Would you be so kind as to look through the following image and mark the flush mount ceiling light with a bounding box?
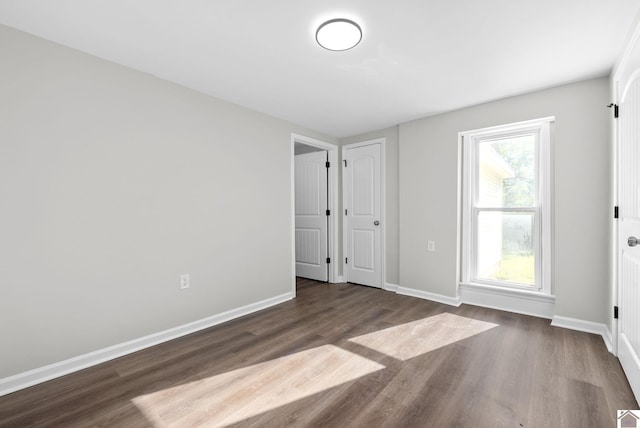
[316,18,362,51]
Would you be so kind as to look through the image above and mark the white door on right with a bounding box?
[343,142,382,288]
[617,22,640,401]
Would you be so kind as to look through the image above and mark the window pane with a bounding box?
[476,211,535,286]
[478,134,535,208]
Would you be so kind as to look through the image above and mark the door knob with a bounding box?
[374,220,380,226]
[629,236,639,247]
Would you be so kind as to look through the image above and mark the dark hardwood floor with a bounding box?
[0,278,636,427]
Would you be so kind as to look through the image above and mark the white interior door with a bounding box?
[295,151,328,281]
[617,27,640,401]
[344,142,382,288]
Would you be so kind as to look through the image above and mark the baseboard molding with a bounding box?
[396,286,462,307]
[335,276,345,283]
[551,315,612,352]
[388,283,613,355]
[0,291,294,397]
[603,325,613,353]
[619,333,640,403]
[384,282,399,292]
[459,283,555,319]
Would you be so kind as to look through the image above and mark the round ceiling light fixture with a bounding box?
[315,18,362,51]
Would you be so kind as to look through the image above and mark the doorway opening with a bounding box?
[290,134,339,296]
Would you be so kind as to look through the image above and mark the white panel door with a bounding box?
[295,151,328,281]
[617,28,640,401]
[344,143,382,288]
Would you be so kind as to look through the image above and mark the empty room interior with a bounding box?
[4,1,640,427]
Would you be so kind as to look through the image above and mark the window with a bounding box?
[460,118,552,294]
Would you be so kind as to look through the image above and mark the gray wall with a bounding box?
[399,78,611,324]
[0,24,334,378]
[340,126,400,285]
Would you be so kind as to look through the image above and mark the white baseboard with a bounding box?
[551,315,612,352]
[619,334,640,403]
[396,286,462,307]
[459,283,555,319]
[335,276,345,283]
[384,282,399,292]
[0,292,294,397]
[603,325,613,353]
[386,283,613,355]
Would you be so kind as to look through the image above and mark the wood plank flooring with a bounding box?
[0,278,636,427]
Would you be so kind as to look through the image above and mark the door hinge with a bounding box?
[326,209,330,216]
[614,206,619,219]
[608,103,619,118]
[343,160,347,167]
[345,258,348,264]
[326,257,331,264]
[345,209,348,215]
[326,161,330,168]
[614,306,619,319]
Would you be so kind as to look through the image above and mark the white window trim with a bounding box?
[459,117,553,295]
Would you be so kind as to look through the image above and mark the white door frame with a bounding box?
[290,133,339,295]
[342,138,386,287]
[612,76,620,357]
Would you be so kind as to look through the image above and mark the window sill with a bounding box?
[459,282,555,319]
[461,282,554,300]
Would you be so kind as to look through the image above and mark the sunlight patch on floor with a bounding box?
[349,312,499,360]
[132,344,384,427]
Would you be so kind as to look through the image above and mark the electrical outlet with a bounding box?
[180,274,190,289]
[427,241,435,252]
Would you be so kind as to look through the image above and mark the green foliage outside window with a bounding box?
[489,135,535,208]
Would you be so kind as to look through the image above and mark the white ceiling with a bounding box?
[1,1,639,138]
